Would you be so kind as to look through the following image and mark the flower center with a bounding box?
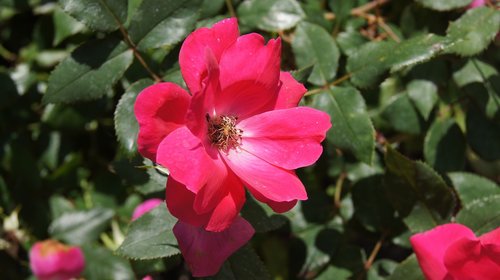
[206,114,242,151]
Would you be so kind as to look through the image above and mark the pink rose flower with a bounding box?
[134,17,330,233]
[468,0,485,8]
[29,239,85,280]
[131,198,163,221]
[410,223,500,280]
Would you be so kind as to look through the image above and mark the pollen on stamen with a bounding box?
[206,114,242,151]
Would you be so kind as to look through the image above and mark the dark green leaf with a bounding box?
[382,94,423,135]
[49,208,114,245]
[49,195,75,219]
[311,87,375,164]
[336,31,368,56]
[237,0,305,32]
[388,254,424,280]
[290,65,314,83]
[446,7,500,56]
[453,59,498,88]
[384,146,456,232]
[114,79,154,155]
[407,80,438,120]
[347,34,448,88]
[117,204,179,260]
[316,265,352,280]
[43,37,133,104]
[208,245,271,280]
[456,194,500,235]
[241,195,287,233]
[52,7,85,46]
[448,172,500,206]
[415,0,472,11]
[424,119,466,172]
[128,0,202,51]
[352,175,401,231]
[59,0,127,32]
[82,245,135,280]
[292,22,340,85]
[466,107,500,161]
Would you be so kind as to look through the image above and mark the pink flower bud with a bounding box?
[468,0,486,8]
[131,198,163,221]
[29,240,85,280]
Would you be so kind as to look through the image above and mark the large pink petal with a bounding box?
[238,107,331,170]
[216,34,281,118]
[479,227,500,245]
[134,83,190,161]
[156,126,224,194]
[249,188,298,213]
[410,223,476,280]
[166,173,246,232]
[179,18,239,94]
[173,216,255,277]
[444,237,500,280]
[274,72,307,110]
[223,149,307,203]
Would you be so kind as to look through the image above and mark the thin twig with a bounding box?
[364,235,384,270]
[334,172,346,209]
[305,73,352,96]
[225,0,236,18]
[351,0,390,16]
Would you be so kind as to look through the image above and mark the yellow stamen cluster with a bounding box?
[206,114,242,151]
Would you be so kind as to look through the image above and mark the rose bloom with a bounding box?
[29,239,85,280]
[410,223,500,280]
[134,18,330,276]
[131,198,163,221]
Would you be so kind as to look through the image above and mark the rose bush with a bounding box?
[29,240,85,280]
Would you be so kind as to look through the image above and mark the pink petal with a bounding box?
[134,83,190,161]
[479,227,500,245]
[131,198,163,221]
[156,126,224,194]
[238,107,331,170]
[216,34,281,118]
[410,223,476,280]
[179,18,239,94]
[444,237,500,280]
[30,240,85,280]
[468,0,485,8]
[274,71,307,110]
[173,216,255,277]
[166,173,246,232]
[223,148,307,203]
[250,189,298,213]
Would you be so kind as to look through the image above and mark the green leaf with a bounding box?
[382,94,423,135]
[49,208,114,245]
[292,22,340,86]
[240,195,287,233]
[52,7,85,46]
[415,0,472,11]
[290,65,314,83]
[456,194,500,235]
[466,107,500,161]
[352,175,401,231]
[59,0,127,32]
[82,245,135,280]
[453,59,498,88]
[407,80,438,120]
[316,265,352,280]
[448,172,500,206]
[445,7,500,56]
[114,79,154,155]
[208,245,271,280]
[237,0,305,32]
[127,0,202,51]
[311,87,375,164]
[388,254,424,280]
[43,37,133,104]
[384,146,456,232]
[336,31,368,56]
[49,195,75,219]
[116,204,179,260]
[424,119,466,173]
[347,34,449,88]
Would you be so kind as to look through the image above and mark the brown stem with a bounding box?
[304,73,352,96]
[334,172,346,209]
[351,0,390,16]
[364,235,384,270]
[225,0,236,18]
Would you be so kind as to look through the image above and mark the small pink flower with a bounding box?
[173,216,255,277]
[410,223,500,280]
[29,239,85,280]
[131,198,163,221]
[468,0,485,8]
[134,17,330,233]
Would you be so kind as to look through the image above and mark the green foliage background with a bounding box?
[1,0,499,279]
